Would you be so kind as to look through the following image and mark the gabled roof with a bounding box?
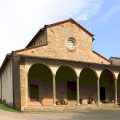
[46,18,94,37]
[110,57,120,60]
[26,18,94,48]
[26,27,45,48]
[0,53,12,75]
[92,50,110,63]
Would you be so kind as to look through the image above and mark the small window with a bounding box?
[67,38,76,50]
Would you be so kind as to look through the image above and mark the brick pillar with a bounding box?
[20,64,26,111]
[12,57,19,110]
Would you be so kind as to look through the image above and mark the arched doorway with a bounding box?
[99,69,115,103]
[55,66,77,105]
[28,63,53,105]
[79,67,98,104]
[117,73,120,104]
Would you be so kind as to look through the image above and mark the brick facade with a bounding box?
[12,19,111,110]
[15,20,110,65]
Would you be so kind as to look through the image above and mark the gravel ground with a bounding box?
[0,110,120,120]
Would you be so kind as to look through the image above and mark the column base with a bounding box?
[77,103,80,106]
[97,101,102,105]
[115,101,118,105]
[53,104,56,106]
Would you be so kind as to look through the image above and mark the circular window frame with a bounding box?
[66,37,76,51]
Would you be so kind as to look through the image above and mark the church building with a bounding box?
[0,19,120,111]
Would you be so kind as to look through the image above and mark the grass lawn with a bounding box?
[0,102,17,112]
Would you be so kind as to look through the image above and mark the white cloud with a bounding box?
[0,0,101,65]
[77,0,101,21]
[100,3,120,23]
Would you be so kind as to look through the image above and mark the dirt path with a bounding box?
[0,110,120,120]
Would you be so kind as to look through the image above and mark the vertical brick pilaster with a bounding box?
[12,56,26,111]
[20,63,26,111]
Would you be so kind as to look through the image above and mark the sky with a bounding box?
[0,0,120,65]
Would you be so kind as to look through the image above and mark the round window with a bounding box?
[67,38,76,49]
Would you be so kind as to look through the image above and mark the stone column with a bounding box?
[53,74,56,106]
[97,78,100,105]
[115,79,118,104]
[77,76,80,105]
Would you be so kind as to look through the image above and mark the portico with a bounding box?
[18,55,120,110]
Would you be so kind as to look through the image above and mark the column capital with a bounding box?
[96,70,102,78]
[50,66,58,75]
[74,68,82,77]
[114,72,119,79]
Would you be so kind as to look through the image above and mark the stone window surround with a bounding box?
[66,37,76,51]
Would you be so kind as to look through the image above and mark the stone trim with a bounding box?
[92,50,110,63]
[13,54,120,71]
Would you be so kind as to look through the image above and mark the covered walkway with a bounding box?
[27,62,120,107]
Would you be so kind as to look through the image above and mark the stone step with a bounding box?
[98,103,119,109]
[24,105,99,112]
[24,103,120,112]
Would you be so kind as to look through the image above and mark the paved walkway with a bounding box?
[0,110,120,120]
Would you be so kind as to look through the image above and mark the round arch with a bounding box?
[55,65,77,105]
[79,67,98,104]
[99,69,115,103]
[28,63,53,105]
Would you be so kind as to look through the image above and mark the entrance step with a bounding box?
[24,103,120,112]
[24,104,100,112]
[98,103,119,109]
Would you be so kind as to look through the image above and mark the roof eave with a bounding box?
[0,53,12,76]
[25,27,45,48]
[92,50,110,63]
[13,54,120,70]
[26,18,94,48]
[46,18,94,37]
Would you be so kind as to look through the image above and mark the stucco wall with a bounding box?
[0,60,13,105]
[15,21,110,64]
[0,77,1,100]
[110,58,120,65]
